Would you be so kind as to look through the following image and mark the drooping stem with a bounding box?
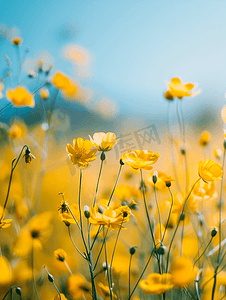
[193,237,213,267]
[68,226,87,260]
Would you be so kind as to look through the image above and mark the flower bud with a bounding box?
[84,205,90,219]
[157,245,167,255]
[153,171,158,184]
[48,273,54,283]
[15,287,22,296]
[100,152,106,161]
[120,159,124,165]
[181,148,186,155]
[129,247,136,255]
[179,212,185,221]
[211,227,218,237]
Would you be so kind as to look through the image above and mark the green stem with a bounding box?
[193,237,213,267]
[107,164,122,207]
[93,228,109,271]
[165,178,201,272]
[162,187,174,242]
[154,183,162,239]
[68,226,87,260]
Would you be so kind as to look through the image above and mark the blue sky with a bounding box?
[1,0,226,125]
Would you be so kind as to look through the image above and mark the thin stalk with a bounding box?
[167,101,181,191]
[93,228,109,271]
[104,229,111,299]
[212,145,226,300]
[193,237,213,267]
[107,164,122,207]
[165,178,201,272]
[52,281,62,300]
[1,145,28,220]
[129,254,132,297]
[128,249,154,300]
[93,157,104,207]
[32,245,40,300]
[64,260,73,275]
[68,226,87,260]
[181,218,185,256]
[2,287,19,300]
[90,225,102,251]
[154,183,162,239]
[66,204,81,230]
[162,187,174,242]
[109,220,124,298]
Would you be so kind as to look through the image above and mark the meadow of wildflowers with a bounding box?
[1,22,226,300]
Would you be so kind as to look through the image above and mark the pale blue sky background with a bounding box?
[1,0,226,129]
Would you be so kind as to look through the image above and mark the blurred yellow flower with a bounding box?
[0,256,12,286]
[7,87,35,107]
[89,132,119,152]
[53,294,68,300]
[199,131,211,146]
[121,150,160,170]
[114,185,142,201]
[66,138,97,168]
[52,72,70,89]
[54,249,67,262]
[97,282,117,299]
[146,171,174,190]
[167,77,201,99]
[198,159,223,182]
[221,105,226,123]
[139,273,174,294]
[7,122,27,139]
[213,147,223,159]
[89,204,131,229]
[66,274,91,299]
[0,206,12,229]
[13,211,54,257]
[164,90,174,101]
[11,37,22,46]
[169,257,194,287]
[39,87,50,99]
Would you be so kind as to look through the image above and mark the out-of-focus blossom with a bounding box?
[198,159,223,182]
[199,131,211,146]
[89,204,131,229]
[121,150,160,170]
[97,282,117,299]
[53,294,68,300]
[7,121,27,139]
[7,87,35,107]
[214,147,223,159]
[11,37,22,46]
[66,138,97,168]
[169,257,194,287]
[13,211,54,257]
[166,77,201,99]
[0,256,12,285]
[139,273,174,294]
[89,132,119,152]
[114,185,142,201]
[54,249,67,262]
[164,90,174,101]
[40,88,50,99]
[0,206,12,229]
[66,274,91,299]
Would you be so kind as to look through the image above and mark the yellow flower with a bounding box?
[53,294,68,300]
[167,77,201,99]
[89,132,119,152]
[169,257,194,287]
[66,274,91,299]
[146,171,174,190]
[66,138,97,168]
[52,72,70,89]
[97,282,117,299]
[11,37,23,46]
[0,206,12,229]
[13,211,54,257]
[7,87,35,107]
[53,294,67,300]
[139,273,174,294]
[58,201,82,226]
[199,131,211,146]
[0,256,12,286]
[7,122,27,139]
[89,204,131,229]
[121,150,160,170]
[198,159,223,182]
[39,88,50,99]
[54,249,67,262]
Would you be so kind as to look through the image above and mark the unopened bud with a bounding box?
[153,171,158,184]
[15,287,22,296]
[157,245,167,255]
[48,273,54,283]
[84,205,90,218]
[120,159,124,165]
[211,227,218,237]
[129,247,136,255]
[181,148,186,155]
[100,152,106,161]
[179,212,185,221]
